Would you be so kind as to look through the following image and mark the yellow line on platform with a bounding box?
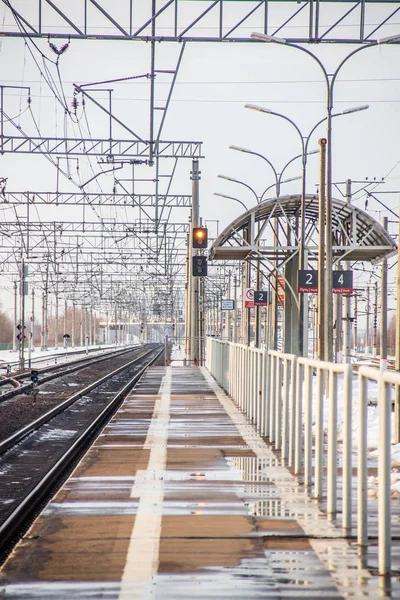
[118,367,171,599]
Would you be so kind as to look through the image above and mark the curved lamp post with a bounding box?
[250,30,398,360]
[217,175,259,204]
[245,102,369,355]
[213,191,249,212]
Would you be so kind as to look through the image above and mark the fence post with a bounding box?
[358,372,368,546]
[288,356,297,468]
[269,353,276,443]
[327,370,338,514]
[379,377,391,575]
[281,358,289,460]
[342,363,352,532]
[294,360,303,474]
[314,367,324,498]
[264,351,271,438]
[304,364,313,487]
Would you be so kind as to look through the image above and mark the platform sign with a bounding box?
[244,288,254,308]
[277,274,285,306]
[333,270,353,294]
[221,299,235,310]
[254,290,269,306]
[298,270,318,293]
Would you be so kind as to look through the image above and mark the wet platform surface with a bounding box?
[1,366,399,599]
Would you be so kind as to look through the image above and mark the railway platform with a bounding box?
[0,365,398,599]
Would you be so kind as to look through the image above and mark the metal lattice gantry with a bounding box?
[1,0,399,355]
[1,0,399,43]
[209,194,397,266]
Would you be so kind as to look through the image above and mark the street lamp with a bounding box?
[213,192,249,212]
[244,102,369,355]
[250,30,398,361]
[261,175,302,201]
[229,145,279,194]
[217,175,259,204]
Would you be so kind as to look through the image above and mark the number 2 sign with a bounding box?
[298,270,318,293]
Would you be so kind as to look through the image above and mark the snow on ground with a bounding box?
[312,371,400,497]
[0,342,137,373]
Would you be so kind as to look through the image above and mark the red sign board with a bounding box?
[244,288,254,308]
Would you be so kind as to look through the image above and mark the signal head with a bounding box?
[30,369,39,383]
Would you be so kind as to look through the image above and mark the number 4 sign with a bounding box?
[333,270,353,294]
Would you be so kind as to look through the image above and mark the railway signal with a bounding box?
[16,323,26,341]
[30,370,39,383]
[192,256,207,276]
[192,227,208,249]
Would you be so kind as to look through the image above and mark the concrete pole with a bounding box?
[354,294,359,355]
[241,260,247,344]
[80,304,84,347]
[72,303,76,347]
[28,294,32,368]
[343,290,352,364]
[372,282,378,357]
[214,295,218,335]
[271,243,278,350]
[366,286,370,353]
[54,286,59,350]
[185,233,191,357]
[317,138,327,361]
[343,179,352,364]
[198,278,204,364]
[89,305,93,346]
[41,291,46,350]
[380,216,388,371]
[395,206,400,442]
[303,249,309,357]
[19,260,25,370]
[43,258,49,350]
[64,299,68,349]
[325,89,334,363]
[190,159,200,362]
[233,274,238,343]
[255,265,260,347]
[84,306,88,347]
[325,155,333,360]
[13,281,17,352]
[227,273,232,341]
[30,288,35,356]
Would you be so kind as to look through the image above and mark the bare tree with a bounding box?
[0,305,13,344]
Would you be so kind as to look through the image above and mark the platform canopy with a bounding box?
[209,194,397,265]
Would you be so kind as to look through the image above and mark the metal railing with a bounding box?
[357,366,398,576]
[206,337,400,575]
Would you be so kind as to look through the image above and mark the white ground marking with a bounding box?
[118,367,171,599]
[201,367,384,600]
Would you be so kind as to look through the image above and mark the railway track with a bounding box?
[0,345,140,401]
[0,344,120,372]
[0,344,164,559]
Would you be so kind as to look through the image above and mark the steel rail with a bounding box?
[0,345,163,556]
[0,345,141,401]
[0,346,158,455]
